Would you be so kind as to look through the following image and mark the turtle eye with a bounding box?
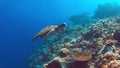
[62,23,67,26]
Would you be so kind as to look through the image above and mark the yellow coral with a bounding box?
[54,56,65,63]
[115,48,120,54]
[72,48,82,53]
[60,48,70,55]
[103,52,118,60]
[105,39,117,45]
[43,64,48,68]
[101,64,108,68]
[108,59,120,68]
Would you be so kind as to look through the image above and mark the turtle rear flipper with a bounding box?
[32,35,39,41]
[32,31,49,41]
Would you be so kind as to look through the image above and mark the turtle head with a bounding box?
[56,23,67,31]
[58,23,67,28]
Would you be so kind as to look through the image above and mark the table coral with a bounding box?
[73,52,92,61]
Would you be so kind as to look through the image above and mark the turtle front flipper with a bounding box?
[46,28,55,36]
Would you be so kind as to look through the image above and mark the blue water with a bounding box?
[0,0,120,68]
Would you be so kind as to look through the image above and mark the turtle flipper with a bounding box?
[32,35,39,41]
[46,28,55,36]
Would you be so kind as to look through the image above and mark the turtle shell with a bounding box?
[32,25,58,41]
[37,25,58,37]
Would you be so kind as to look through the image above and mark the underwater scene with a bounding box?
[2,0,120,68]
[29,1,120,68]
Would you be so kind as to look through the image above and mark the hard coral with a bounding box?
[101,64,108,68]
[67,61,88,68]
[82,30,101,40]
[103,52,117,59]
[115,17,120,23]
[44,60,62,68]
[94,3,120,19]
[54,56,73,65]
[97,52,118,68]
[59,48,70,57]
[115,48,120,54]
[113,29,120,42]
[53,56,65,63]
[69,13,91,25]
[107,59,120,68]
[99,59,120,68]
[105,39,117,46]
[73,52,92,61]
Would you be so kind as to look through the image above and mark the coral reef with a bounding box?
[43,60,62,68]
[29,16,120,68]
[69,13,92,25]
[113,29,120,42]
[94,3,120,19]
[59,48,70,57]
[67,61,89,68]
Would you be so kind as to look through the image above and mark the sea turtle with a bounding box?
[32,23,66,41]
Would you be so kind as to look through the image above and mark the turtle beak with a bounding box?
[59,22,67,28]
